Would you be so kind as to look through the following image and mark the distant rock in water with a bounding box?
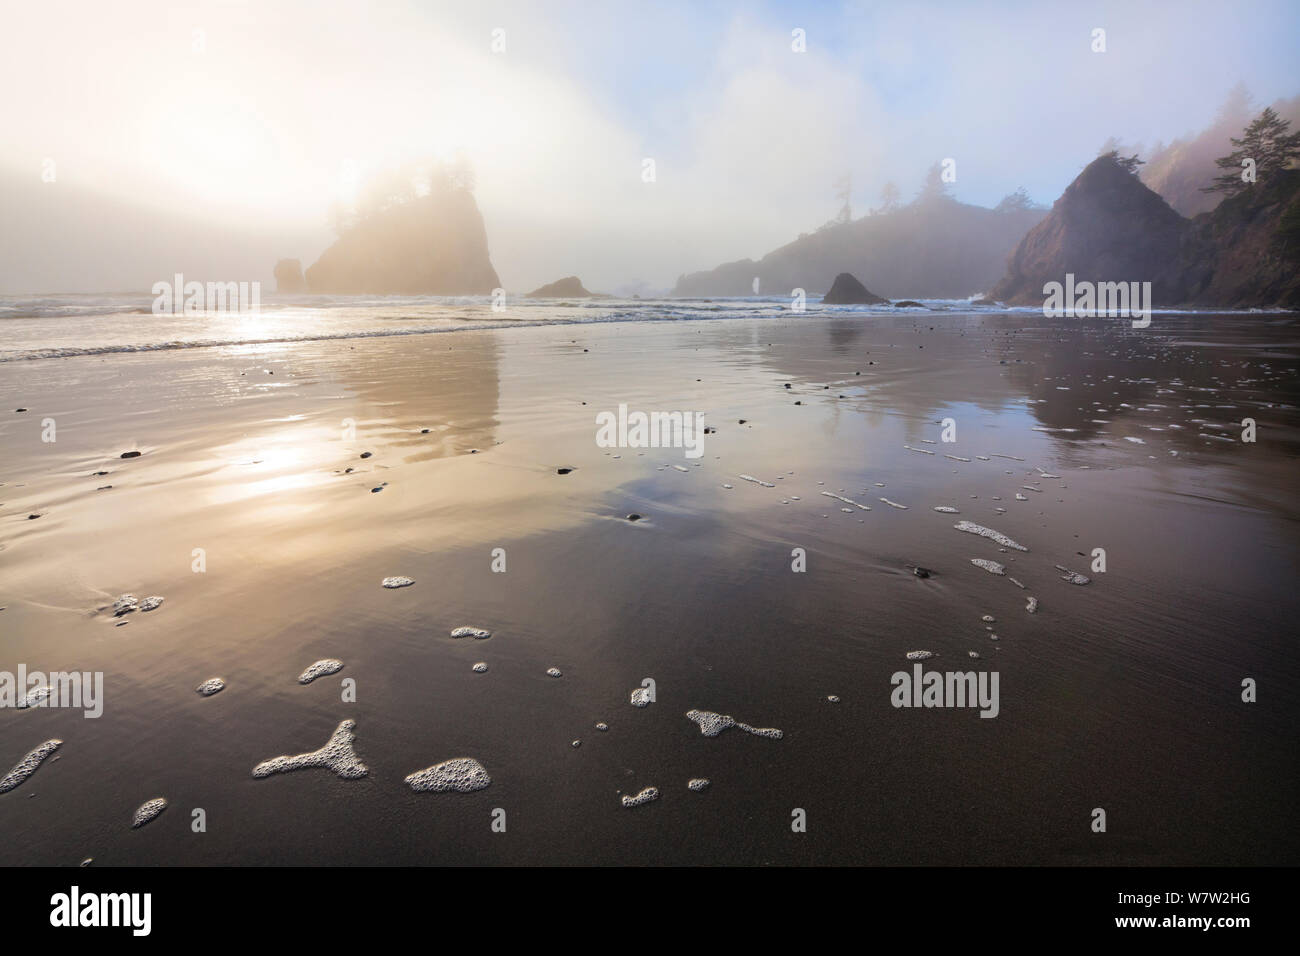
[305,187,500,294]
[527,276,594,298]
[822,272,888,305]
[273,258,306,293]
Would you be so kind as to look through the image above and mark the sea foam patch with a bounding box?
[450,626,492,639]
[381,577,415,589]
[131,798,167,829]
[298,659,344,684]
[0,739,61,794]
[953,521,1028,551]
[685,709,783,739]
[252,719,368,779]
[405,757,491,793]
[622,786,659,807]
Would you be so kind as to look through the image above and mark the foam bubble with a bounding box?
[629,687,653,707]
[546,667,563,678]
[827,695,840,703]
[686,709,783,739]
[903,445,935,455]
[953,521,1028,551]
[0,739,61,794]
[381,576,415,588]
[450,626,492,639]
[1055,565,1092,585]
[112,594,138,616]
[404,757,491,793]
[131,798,167,829]
[622,786,659,807]
[253,719,368,779]
[971,558,1006,575]
[17,686,51,709]
[195,678,225,697]
[298,659,344,684]
[139,596,164,612]
[687,778,710,792]
[933,506,959,513]
[738,474,775,488]
[472,662,488,673]
[906,650,934,660]
[879,497,908,509]
[596,722,609,731]
[945,454,971,462]
[1026,596,1039,613]
[821,491,870,510]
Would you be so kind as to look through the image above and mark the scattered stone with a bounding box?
[120,451,141,459]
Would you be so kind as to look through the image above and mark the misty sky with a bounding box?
[1,0,1298,294]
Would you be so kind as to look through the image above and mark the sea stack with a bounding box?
[822,272,888,305]
[273,259,306,293]
[527,276,593,298]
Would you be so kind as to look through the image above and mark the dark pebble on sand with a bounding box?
[738,419,747,424]
[794,400,802,405]
[420,428,430,434]
[371,487,383,493]
[626,513,642,521]
[27,514,40,520]
[912,566,932,578]
[15,408,27,413]
[557,467,573,475]
[120,451,141,459]
[360,452,372,459]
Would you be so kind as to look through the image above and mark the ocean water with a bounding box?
[0,293,1075,362]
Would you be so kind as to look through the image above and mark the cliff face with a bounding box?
[305,189,499,295]
[990,155,1300,308]
[1182,169,1300,307]
[673,200,1045,299]
[990,155,1191,305]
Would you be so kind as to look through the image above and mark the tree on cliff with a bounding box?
[1204,108,1300,196]
[873,181,900,215]
[994,187,1037,213]
[914,163,952,203]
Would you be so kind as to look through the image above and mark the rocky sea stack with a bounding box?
[527,276,594,297]
[822,272,888,305]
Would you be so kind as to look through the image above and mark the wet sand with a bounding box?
[1,312,1297,865]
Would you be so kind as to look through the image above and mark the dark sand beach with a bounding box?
[1,311,1297,865]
